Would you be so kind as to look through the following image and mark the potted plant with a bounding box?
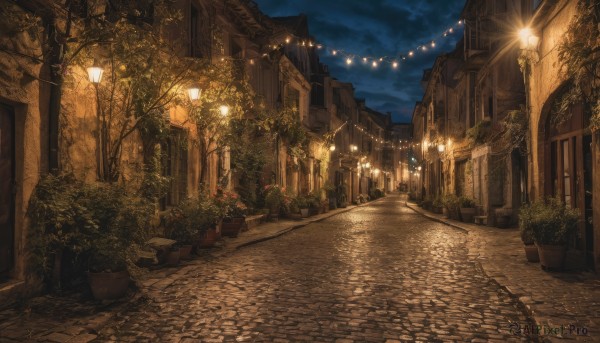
[264,184,284,221]
[459,196,476,223]
[523,198,579,270]
[164,206,198,260]
[518,205,539,263]
[442,194,460,220]
[323,182,337,211]
[83,185,153,300]
[216,189,247,238]
[432,196,444,214]
[422,197,433,211]
[307,192,321,215]
[296,195,310,217]
[196,195,223,249]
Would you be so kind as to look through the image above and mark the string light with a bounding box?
[259,17,463,72]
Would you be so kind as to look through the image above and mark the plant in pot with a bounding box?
[422,197,433,211]
[523,198,579,270]
[82,184,153,300]
[432,196,444,214]
[459,196,476,223]
[196,195,224,249]
[164,206,198,261]
[442,194,460,220]
[323,182,337,210]
[296,195,310,217]
[264,184,284,221]
[518,205,539,263]
[306,192,321,215]
[215,188,247,238]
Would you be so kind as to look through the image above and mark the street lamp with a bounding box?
[188,87,201,101]
[437,144,445,153]
[330,145,336,152]
[350,144,358,152]
[219,105,229,116]
[87,66,104,84]
[519,27,539,51]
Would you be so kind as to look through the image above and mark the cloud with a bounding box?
[254,0,465,123]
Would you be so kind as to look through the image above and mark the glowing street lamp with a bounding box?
[519,27,539,51]
[87,66,104,84]
[219,105,229,116]
[350,144,358,152]
[330,145,336,152]
[437,144,445,153]
[187,87,201,101]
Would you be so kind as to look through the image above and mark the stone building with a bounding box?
[524,0,598,270]
[413,0,529,226]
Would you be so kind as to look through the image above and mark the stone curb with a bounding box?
[403,201,545,342]
[233,198,385,250]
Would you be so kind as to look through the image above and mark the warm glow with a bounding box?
[365,162,371,168]
[372,61,378,68]
[87,66,104,84]
[346,58,352,65]
[417,166,422,171]
[437,144,445,152]
[219,105,229,116]
[350,144,358,152]
[332,50,337,55]
[188,87,201,101]
[373,168,380,175]
[408,51,414,57]
[363,57,367,63]
[285,37,291,44]
[519,27,532,43]
[431,41,436,48]
[330,145,336,152]
[392,62,398,69]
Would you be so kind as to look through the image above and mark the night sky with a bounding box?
[254,0,465,123]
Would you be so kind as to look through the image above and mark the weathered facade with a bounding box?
[526,0,598,270]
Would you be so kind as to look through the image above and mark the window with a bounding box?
[189,3,211,59]
[161,127,188,208]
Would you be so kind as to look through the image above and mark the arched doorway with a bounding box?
[542,97,593,267]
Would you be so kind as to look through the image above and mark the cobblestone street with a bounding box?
[96,196,531,342]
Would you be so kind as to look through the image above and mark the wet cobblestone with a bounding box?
[94,197,531,342]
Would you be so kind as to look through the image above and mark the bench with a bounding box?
[473,216,488,225]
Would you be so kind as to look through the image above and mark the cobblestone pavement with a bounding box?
[407,201,600,343]
[93,196,532,342]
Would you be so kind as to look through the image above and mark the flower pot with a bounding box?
[88,270,130,300]
[197,226,219,249]
[460,207,476,223]
[300,208,309,217]
[166,249,180,266]
[221,217,245,238]
[179,245,193,260]
[537,244,566,270]
[523,244,539,263]
[442,207,449,218]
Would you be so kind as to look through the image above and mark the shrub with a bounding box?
[458,196,476,208]
[519,198,579,245]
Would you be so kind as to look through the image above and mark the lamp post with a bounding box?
[188,87,201,101]
[88,64,104,180]
[518,27,538,203]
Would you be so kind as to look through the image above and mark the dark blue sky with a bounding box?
[254,0,465,123]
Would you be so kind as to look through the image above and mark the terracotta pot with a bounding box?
[197,226,219,249]
[300,208,309,217]
[166,249,180,266]
[222,217,245,238]
[537,244,566,270]
[88,270,130,300]
[460,207,476,223]
[523,244,539,262]
[179,245,193,260]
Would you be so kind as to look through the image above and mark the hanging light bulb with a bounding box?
[372,61,378,68]
[449,27,454,33]
[362,57,367,63]
[392,61,398,69]
[346,58,352,65]
[408,51,414,57]
[332,50,337,55]
[431,41,436,48]
[285,37,291,44]
[330,145,336,152]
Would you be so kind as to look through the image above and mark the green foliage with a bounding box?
[500,107,528,155]
[519,198,579,245]
[432,195,443,208]
[466,119,492,146]
[442,194,460,211]
[556,0,600,132]
[27,174,154,282]
[458,196,476,208]
[214,188,247,218]
[257,105,309,159]
[164,193,222,245]
[264,184,285,211]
